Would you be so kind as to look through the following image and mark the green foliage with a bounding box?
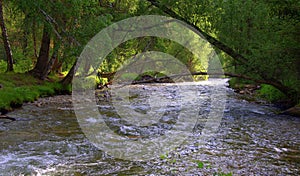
[120,73,139,81]
[258,84,287,102]
[0,60,7,73]
[73,75,99,90]
[210,0,300,102]
[194,160,212,169]
[159,154,167,160]
[11,49,33,73]
[0,57,32,74]
[1,0,299,104]
[193,160,232,175]
[197,161,204,169]
[135,71,160,79]
[213,172,233,176]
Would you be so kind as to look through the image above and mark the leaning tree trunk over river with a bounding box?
[60,59,77,85]
[146,0,298,103]
[0,0,13,72]
[30,26,51,79]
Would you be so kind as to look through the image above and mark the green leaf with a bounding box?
[197,161,204,169]
[159,154,167,160]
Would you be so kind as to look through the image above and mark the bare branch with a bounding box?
[38,8,81,46]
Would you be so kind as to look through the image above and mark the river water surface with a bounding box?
[0,79,299,175]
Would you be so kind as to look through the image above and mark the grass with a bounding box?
[0,72,71,113]
[257,84,287,103]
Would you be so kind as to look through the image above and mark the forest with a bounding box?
[0,0,300,175]
[0,0,299,111]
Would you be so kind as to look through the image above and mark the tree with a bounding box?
[210,0,300,103]
[30,25,51,79]
[0,0,13,72]
[146,0,299,103]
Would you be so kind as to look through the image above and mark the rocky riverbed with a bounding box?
[1,80,299,175]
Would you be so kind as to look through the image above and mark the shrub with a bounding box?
[258,84,286,102]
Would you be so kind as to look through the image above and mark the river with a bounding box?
[0,79,299,175]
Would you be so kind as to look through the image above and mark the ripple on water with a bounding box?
[0,81,299,175]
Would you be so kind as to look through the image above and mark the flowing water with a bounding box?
[0,79,299,175]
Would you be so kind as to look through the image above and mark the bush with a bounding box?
[0,60,6,73]
[258,84,287,102]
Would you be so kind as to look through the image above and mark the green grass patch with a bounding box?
[257,84,287,102]
[0,73,71,113]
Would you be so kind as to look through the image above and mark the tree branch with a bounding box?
[145,0,298,101]
[38,8,81,46]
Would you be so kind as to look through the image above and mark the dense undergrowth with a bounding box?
[0,73,71,113]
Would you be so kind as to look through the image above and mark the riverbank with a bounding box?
[229,81,300,117]
[1,73,299,117]
[0,73,71,114]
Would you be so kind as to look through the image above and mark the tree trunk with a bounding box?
[51,57,63,74]
[41,40,60,80]
[146,0,299,103]
[32,21,38,59]
[147,0,249,65]
[30,25,51,79]
[0,0,13,72]
[60,59,77,85]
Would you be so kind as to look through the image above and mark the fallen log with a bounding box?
[96,71,289,88]
[96,70,298,104]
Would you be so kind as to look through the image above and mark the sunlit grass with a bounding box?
[0,73,70,112]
